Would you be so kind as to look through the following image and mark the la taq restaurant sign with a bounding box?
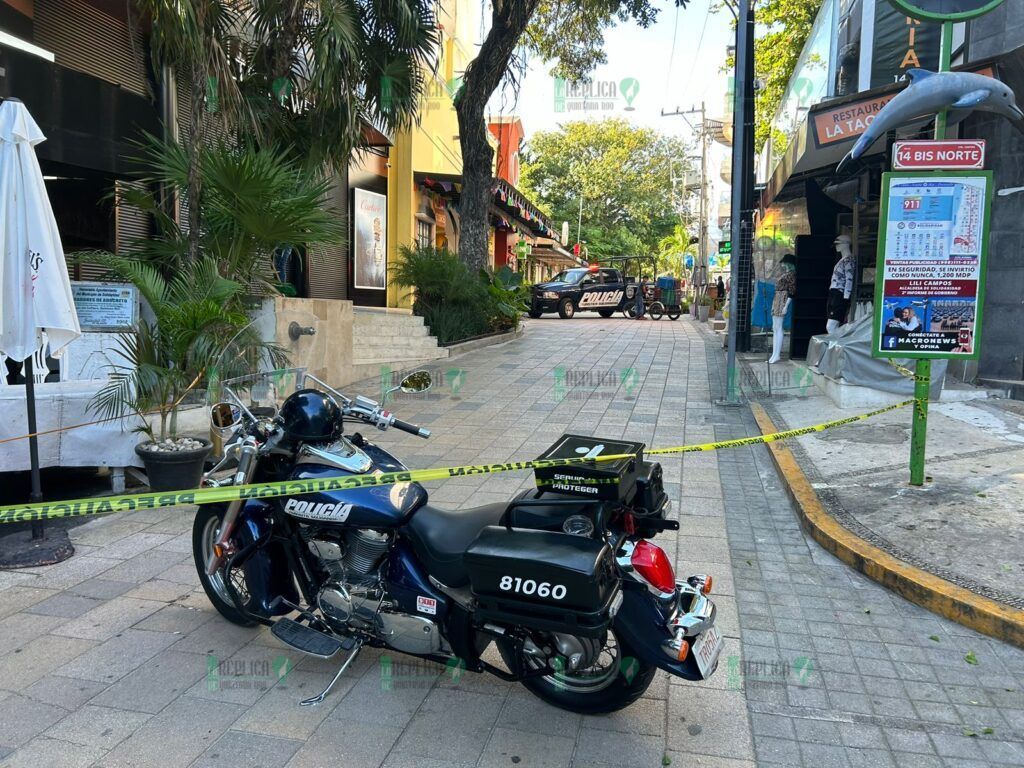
[812,93,898,147]
[812,64,995,149]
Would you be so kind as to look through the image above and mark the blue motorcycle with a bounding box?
[193,369,722,713]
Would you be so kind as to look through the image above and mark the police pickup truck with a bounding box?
[528,266,637,319]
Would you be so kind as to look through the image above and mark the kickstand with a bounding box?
[300,641,362,707]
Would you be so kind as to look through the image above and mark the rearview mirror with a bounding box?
[210,402,241,433]
[399,370,432,394]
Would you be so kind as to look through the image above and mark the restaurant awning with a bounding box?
[413,172,558,240]
[760,57,1003,213]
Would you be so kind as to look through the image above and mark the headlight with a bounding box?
[542,291,559,299]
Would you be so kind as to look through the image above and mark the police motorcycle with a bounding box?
[192,368,722,713]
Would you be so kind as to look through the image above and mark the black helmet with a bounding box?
[279,389,340,443]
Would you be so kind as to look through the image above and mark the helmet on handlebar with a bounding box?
[279,389,341,443]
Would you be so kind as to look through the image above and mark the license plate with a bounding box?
[692,624,723,678]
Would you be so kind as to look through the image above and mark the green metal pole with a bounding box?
[909,20,954,487]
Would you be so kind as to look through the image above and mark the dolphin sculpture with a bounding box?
[837,68,1024,172]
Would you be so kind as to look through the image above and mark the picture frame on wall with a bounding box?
[353,188,387,291]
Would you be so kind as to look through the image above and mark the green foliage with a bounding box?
[240,0,439,170]
[115,135,344,291]
[520,119,688,261]
[657,224,698,276]
[480,266,527,327]
[390,246,523,344]
[133,0,438,171]
[89,256,285,440]
[719,0,824,151]
[527,1,659,81]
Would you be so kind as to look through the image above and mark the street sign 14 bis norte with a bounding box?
[893,139,986,170]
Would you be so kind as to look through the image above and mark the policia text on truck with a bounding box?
[529,266,636,319]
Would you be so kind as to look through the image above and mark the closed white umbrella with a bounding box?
[0,98,80,360]
[0,98,81,558]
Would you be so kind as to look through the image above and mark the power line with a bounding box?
[665,2,682,96]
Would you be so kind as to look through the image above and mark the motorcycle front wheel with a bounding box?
[192,504,259,627]
[497,628,655,713]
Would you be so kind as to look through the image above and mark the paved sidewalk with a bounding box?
[752,359,1024,609]
[0,316,1021,768]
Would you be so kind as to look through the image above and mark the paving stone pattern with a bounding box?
[0,316,1021,767]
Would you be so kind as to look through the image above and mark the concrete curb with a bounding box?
[751,403,1024,649]
[444,326,524,357]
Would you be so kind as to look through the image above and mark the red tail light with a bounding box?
[630,540,675,593]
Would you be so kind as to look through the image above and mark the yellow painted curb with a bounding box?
[750,403,1024,649]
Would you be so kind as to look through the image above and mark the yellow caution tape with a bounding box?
[0,400,912,525]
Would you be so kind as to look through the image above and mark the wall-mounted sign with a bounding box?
[888,0,1005,22]
[718,240,732,255]
[873,171,992,359]
[893,140,986,169]
[813,93,899,147]
[70,281,138,331]
[872,5,941,89]
[353,188,387,291]
[812,65,996,148]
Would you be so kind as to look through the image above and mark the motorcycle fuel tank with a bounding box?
[283,441,428,527]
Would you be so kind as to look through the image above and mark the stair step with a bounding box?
[353,347,449,365]
[348,357,448,382]
[353,314,426,329]
[356,338,442,354]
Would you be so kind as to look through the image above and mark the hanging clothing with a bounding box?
[771,270,796,317]
[829,254,856,298]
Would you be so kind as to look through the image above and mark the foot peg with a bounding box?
[300,640,362,707]
[271,617,349,658]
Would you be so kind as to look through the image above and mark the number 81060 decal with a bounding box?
[499,576,567,600]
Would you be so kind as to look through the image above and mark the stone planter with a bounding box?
[136,438,213,491]
[698,304,711,322]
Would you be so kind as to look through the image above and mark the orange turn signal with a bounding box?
[677,640,690,661]
[213,543,225,558]
[701,575,713,595]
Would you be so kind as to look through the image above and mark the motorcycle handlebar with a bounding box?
[391,417,431,439]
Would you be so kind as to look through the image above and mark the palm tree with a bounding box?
[133,0,438,253]
[657,223,696,276]
[244,0,438,170]
[134,0,248,263]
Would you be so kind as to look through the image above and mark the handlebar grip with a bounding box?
[392,417,430,438]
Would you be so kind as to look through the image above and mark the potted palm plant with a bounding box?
[91,257,277,490]
[698,293,715,322]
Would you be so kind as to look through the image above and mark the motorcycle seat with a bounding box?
[406,502,508,588]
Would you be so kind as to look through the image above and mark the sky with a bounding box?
[486,0,736,242]
[488,0,736,144]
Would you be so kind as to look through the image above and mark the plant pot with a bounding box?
[698,305,711,322]
[136,438,213,492]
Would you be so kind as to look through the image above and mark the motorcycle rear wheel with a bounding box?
[496,629,655,714]
[192,505,259,627]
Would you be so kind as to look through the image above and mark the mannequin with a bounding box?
[826,234,855,334]
[768,254,796,364]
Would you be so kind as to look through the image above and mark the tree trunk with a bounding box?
[187,61,205,262]
[454,0,540,273]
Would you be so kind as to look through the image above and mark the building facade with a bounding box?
[754,0,1023,386]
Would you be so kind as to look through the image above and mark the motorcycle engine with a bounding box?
[308,529,443,656]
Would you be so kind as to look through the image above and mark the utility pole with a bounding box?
[723,0,755,404]
[662,102,709,291]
